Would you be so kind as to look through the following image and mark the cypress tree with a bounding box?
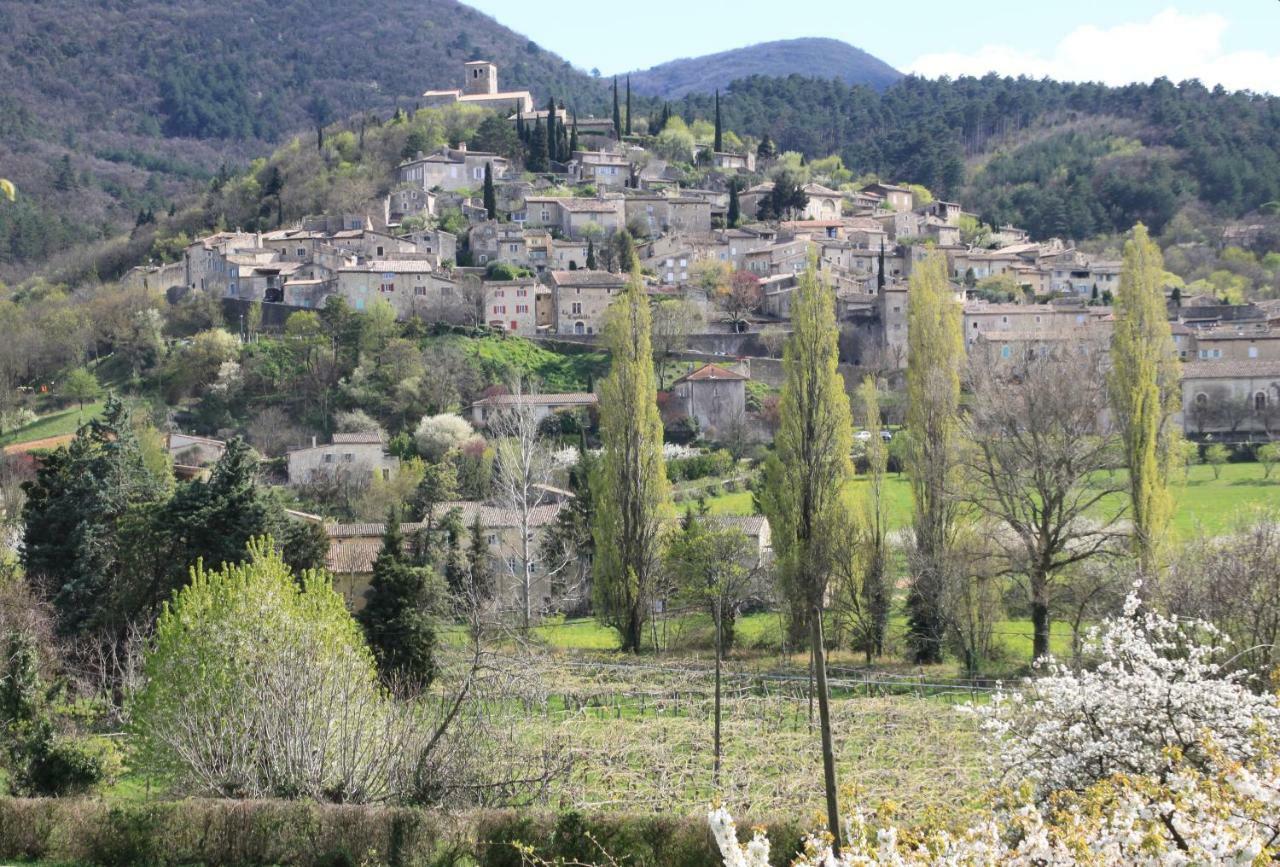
[569,111,579,155]
[359,508,440,688]
[713,90,722,152]
[482,162,496,220]
[877,240,886,291]
[467,511,493,601]
[516,111,526,144]
[545,97,557,164]
[759,256,856,853]
[527,118,547,172]
[727,182,740,228]
[612,77,622,139]
[1108,223,1180,574]
[625,76,632,136]
[904,252,964,665]
[586,238,596,270]
[591,269,671,652]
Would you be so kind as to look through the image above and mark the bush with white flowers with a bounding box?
[710,588,1280,865]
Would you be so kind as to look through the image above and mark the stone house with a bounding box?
[1187,326,1280,363]
[1181,360,1280,441]
[571,151,631,187]
[482,278,545,334]
[860,182,914,212]
[398,145,510,194]
[547,269,627,335]
[165,433,226,480]
[669,363,748,437]
[336,259,457,318]
[469,391,598,427]
[287,432,399,487]
[521,196,625,238]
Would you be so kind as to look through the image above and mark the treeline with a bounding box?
[658,74,1280,238]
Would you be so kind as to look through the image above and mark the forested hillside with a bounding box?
[0,0,604,275]
[665,74,1280,239]
[626,38,902,99]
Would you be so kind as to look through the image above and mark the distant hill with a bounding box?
[0,0,605,277]
[626,38,902,99]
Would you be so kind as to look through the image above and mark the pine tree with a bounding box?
[359,508,439,687]
[625,76,632,136]
[904,252,964,665]
[727,181,740,228]
[713,90,722,152]
[1109,223,1180,574]
[759,256,856,852]
[612,77,622,140]
[757,134,776,159]
[482,162,496,220]
[591,269,671,652]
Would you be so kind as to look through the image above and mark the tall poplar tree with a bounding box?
[904,252,963,664]
[760,256,856,853]
[856,375,890,660]
[713,90,723,152]
[1109,223,1180,574]
[591,269,671,652]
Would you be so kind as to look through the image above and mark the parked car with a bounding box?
[881,429,893,442]
[855,429,872,442]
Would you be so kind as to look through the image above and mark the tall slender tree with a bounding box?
[727,181,740,228]
[760,256,856,853]
[856,375,890,660]
[904,252,964,664]
[713,90,723,152]
[527,118,547,172]
[569,112,579,155]
[877,240,886,292]
[545,97,557,164]
[482,162,496,220]
[612,77,622,140]
[359,507,440,688]
[591,269,671,652]
[625,76,632,136]
[1108,223,1180,574]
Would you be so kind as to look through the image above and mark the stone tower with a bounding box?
[463,61,498,96]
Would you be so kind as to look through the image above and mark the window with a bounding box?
[381,468,391,481]
[296,247,306,257]
[376,246,384,257]
[323,454,335,464]
[1250,346,1259,359]
[571,302,582,315]
[379,282,395,293]
[415,287,427,296]
[342,453,354,463]
[1195,392,1208,406]
[493,305,506,314]
[1257,392,1268,411]
[1000,345,1012,359]
[486,534,497,546]
[517,288,528,297]
[494,289,505,298]
[516,304,529,313]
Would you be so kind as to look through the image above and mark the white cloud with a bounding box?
[907,9,1280,94]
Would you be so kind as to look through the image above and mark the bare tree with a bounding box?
[961,343,1127,662]
[651,298,702,388]
[489,383,558,630]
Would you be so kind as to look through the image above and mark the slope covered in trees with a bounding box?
[0,0,605,274]
[626,37,902,99]
[667,74,1280,239]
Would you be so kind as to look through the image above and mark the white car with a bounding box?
[854,430,872,442]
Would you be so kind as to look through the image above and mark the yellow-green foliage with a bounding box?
[591,271,672,651]
[1109,223,1181,569]
[761,258,857,618]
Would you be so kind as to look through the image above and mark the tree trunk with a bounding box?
[812,605,842,855]
[1031,569,1050,662]
[713,600,722,788]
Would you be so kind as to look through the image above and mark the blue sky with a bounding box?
[462,1,1280,93]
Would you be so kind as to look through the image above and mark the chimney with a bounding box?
[311,435,317,448]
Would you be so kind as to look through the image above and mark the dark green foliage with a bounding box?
[612,229,636,273]
[472,113,522,161]
[163,438,273,574]
[727,180,740,228]
[713,90,722,152]
[625,76,632,136]
[482,162,496,219]
[526,118,547,172]
[158,58,265,139]
[756,169,808,220]
[466,511,493,601]
[359,509,440,687]
[278,517,330,575]
[612,77,622,139]
[20,396,168,634]
[665,449,735,482]
[586,238,596,270]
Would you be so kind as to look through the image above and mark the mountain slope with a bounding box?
[0,0,604,276]
[626,38,902,99]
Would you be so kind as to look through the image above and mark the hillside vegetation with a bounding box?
[626,37,902,99]
[0,0,605,275]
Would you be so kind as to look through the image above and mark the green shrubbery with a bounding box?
[0,798,807,867]
[667,449,735,482]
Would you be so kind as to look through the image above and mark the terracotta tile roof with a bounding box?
[331,430,387,444]
[548,269,626,288]
[674,363,748,384]
[1181,360,1280,379]
[473,393,597,407]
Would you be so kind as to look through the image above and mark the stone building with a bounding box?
[547,269,627,335]
[669,363,748,437]
[286,431,399,487]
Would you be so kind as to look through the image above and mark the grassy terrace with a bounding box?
[0,400,105,449]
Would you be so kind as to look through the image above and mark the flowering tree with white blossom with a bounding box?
[710,587,1280,865]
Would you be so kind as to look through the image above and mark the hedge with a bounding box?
[0,798,809,866]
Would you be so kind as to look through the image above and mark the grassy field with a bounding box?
[0,400,105,448]
[703,461,1280,540]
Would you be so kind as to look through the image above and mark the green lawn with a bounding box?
[702,461,1280,540]
[0,400,105,448]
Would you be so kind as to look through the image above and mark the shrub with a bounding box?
[415,413,481,461]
